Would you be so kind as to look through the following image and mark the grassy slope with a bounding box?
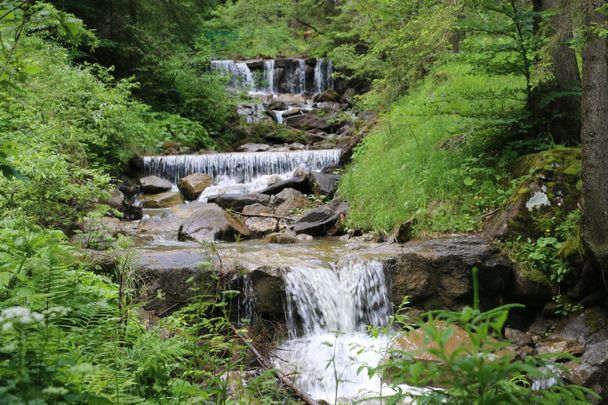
[339,63,527,234]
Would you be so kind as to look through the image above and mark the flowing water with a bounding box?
[143,149,341,198]
[273,256,414,403]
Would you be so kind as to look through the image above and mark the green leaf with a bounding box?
[20,64,42,75]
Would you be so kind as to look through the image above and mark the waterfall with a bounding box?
[275,257,396,402]
[297,59,307,94]
[210,60,255,91]
[144,149,341,183]
[314,58,333,94]
[264,60,277,94]
[283,257,391,338]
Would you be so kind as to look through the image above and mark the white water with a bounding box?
[144,149,341,183]
[274,257,409,403]
[210,58,333,96]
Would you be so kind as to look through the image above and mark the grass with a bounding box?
[338,62,527,234]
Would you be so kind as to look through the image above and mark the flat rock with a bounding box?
[177,173,213,200]
[178,203,250,242]
[245,217,278,235]
[292,199,349,236]
[139,175,173,194]
[265,230,299,244]
[207,193,271,212]
[139,191,184,208]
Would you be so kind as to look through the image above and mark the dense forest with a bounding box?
[1,0,608,404]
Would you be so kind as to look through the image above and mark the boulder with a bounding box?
[384,236,513,310]
[484,148,581,240]
[245,217,278,235]
[139,175,173,194]
[314,89,340,103]
[285,113,331,131]
[177,173,213,201]
[527,307,608,400]
[340,88,357,105]
[272,188,306,206]
[139,191,184,208]
[207,193,271,212]
[292,199,349,236]
[273,190,309,216]
[137,214,183,237]
[249,267,286,320]
[309,172,340,197]
[261,176,312,195]
[237,143,271,153]
[178,203,250,242]
[135,249,212,314]
[106,189,125,211]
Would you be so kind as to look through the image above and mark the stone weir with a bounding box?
[143,149,341,184]
[211,58,333,96]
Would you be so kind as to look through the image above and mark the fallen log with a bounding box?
[229,324,319,405]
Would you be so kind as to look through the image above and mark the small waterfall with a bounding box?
[314,58,333,94]
[211,60,255,91]
[144,149,341,184]
[275,257,394,402]
[283,257,391,338]
[264,60,277,94]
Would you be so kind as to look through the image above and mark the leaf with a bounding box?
[464,177,475,186]
[59,17,82,37]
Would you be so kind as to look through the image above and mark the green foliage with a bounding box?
[339,62,527,233]
[507,209,582,291]
[373,304,596,404]
[203,0,305,58]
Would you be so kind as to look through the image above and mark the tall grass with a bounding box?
[339,63,527,233]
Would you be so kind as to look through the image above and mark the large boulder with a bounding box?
[384,236,513,310]
[139,175,173,194]
[484,148,581,240]
[177,173,213,201]
[207,193,271,212]
[285,113,331,131]
[134,249,212,314]
[309,172,340,197]
[139,191,184,208]
[292,199,349,236]
[178,203,250,242]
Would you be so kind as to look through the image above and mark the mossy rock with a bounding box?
[234,121,308,147]
[485,147,581,240]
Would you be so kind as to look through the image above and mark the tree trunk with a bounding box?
[581,0,608,287]
[534,0,581,144]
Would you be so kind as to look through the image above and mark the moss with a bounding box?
[238,122,308,146]
[558,236,581,260]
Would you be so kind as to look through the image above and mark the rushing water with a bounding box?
[274,256,400,403]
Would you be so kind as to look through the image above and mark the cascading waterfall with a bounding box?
[264,59,277,94]
[314,58,333,95]
[275,256,396,402]
[144,149,341,183]
[144,149,341,198]
[210,58,333,95]
[210,60,255,91]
